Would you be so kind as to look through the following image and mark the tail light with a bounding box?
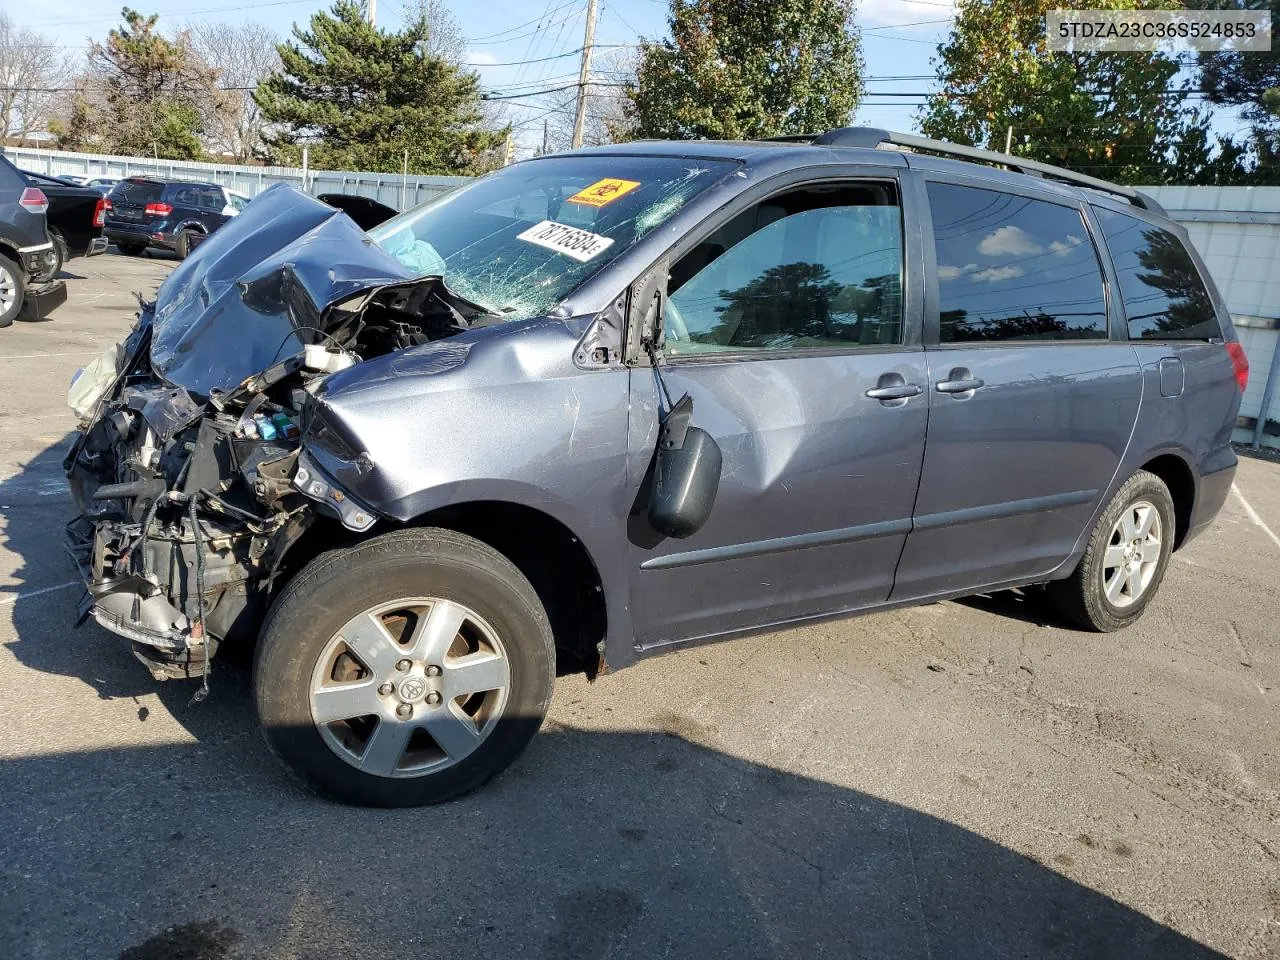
[92,197,107,228]
[143,201,173,217]
[18,187,48,214]
[102,198,113,215]
[1226,341,1249,392]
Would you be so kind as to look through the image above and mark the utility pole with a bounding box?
[1004,125,1013,154]
[542,120,550,156]
[571,0,598,150]
[367,0,376,27]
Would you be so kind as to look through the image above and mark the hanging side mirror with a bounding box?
[648,393,722,539]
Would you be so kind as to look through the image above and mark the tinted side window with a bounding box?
[171,186,200,208]
[928,182,1108,342]
[1094,208,1220,340]
[666,183,903,356]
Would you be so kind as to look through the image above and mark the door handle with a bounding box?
[865,372,922,407]
[865,383,923,400]
[935,367,984,396]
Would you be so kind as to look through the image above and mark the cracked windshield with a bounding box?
[369,156,738,319]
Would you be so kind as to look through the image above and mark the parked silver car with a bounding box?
[65,128,1247,806]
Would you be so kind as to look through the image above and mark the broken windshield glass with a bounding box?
[368,156,739,320]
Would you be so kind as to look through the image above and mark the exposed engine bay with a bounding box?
[63,185,490,684]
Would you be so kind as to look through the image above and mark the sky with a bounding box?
[13,0,957,156]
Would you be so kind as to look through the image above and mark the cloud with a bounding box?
[1049,234,1084,255]
[972,265,1025,283]
[938,263,976,280]
[465,51,499,66]
[978,225,1043,257]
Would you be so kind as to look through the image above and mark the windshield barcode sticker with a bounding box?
[516,220,615,262]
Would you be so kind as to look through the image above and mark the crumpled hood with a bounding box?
[147,183,418,397]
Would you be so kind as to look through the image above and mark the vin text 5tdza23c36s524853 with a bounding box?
[64,128,1247,806]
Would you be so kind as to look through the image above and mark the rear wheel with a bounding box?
[0,254,24,328]
[175,228,197,260]
[49,229,67,276]
[254,528,555,806]
[115,242,145,256]
[1047,470,1175,631]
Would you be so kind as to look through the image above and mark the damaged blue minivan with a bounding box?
[65,129,1247,806]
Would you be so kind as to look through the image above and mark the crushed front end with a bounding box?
[64,315,318,680]
[63,184,487,684]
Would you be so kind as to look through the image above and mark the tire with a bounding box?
[175,229,197,260]
[0,254,24,328]
[49,229,67,276]
[254,528,555,806]
[116,242,145,256]
[1047,470,1176,632]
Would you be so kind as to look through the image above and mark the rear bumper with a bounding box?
[1182,454,1236,548]
[104,225,174,250]
[18,279,67,321]
[86,236,108,257]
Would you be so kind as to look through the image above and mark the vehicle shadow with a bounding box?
[0,440,1227,959]
[953,585,1071,628]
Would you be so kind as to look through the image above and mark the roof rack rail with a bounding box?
[805,126,1164,214]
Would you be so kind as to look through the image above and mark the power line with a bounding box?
[470,6,586,46]
[466,43,632,68]
[467,0,581,42]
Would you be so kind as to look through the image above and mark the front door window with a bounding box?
[665,183,903,356]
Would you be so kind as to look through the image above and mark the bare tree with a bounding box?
[404,0,466,65]
[0,12,73,140]
[540,50,635,153]
[189,20,280,160]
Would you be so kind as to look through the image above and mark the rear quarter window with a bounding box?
[1094,207,1220,340]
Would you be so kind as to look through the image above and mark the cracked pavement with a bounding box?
[1,251,1279,959]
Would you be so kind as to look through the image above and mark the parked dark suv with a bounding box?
[103,177,247,258]
[0,151,65,326]
[66,128,1246,806]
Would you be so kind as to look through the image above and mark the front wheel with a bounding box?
[254,528,554,806]
[1047,470,1175,631]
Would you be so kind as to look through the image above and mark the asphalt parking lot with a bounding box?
[1,250,1279,960]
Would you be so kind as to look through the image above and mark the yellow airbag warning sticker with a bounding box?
[567,178,641,207]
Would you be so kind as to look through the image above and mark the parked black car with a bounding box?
[21,170,108,272]
[103,178,248,259]
[0,153,65,327]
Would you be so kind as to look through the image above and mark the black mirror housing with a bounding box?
[648,394,722,539]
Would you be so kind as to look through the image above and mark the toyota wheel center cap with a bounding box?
[398,676,428,703]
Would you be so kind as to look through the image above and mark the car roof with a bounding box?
[562,127,1171,223]
[120,177,221,188]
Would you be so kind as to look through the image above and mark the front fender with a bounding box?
[305,319,638,655]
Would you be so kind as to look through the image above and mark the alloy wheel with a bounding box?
[309,597,511,777]
[1101,500,1162,609]
[0,264,17,315]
